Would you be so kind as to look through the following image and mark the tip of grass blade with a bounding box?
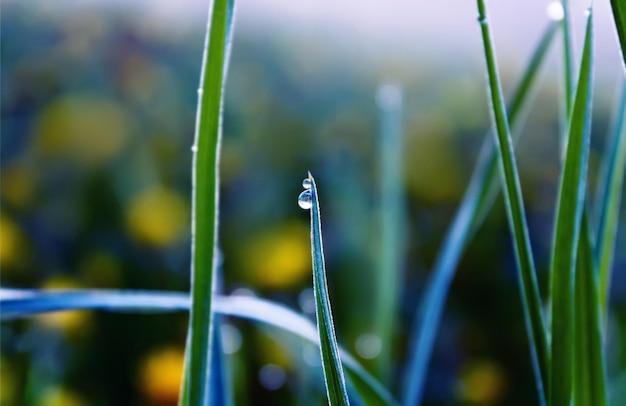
[304,174,350,406]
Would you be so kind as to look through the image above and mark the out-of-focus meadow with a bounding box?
[1,0,625,405]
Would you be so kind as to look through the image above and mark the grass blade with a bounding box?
[374,83,405,383]
[573,215,608,406]
[401,21,558,406]
[561,0,575,118]
[0,289,397,405]
[549,10,594,406]
[305,173,350,405]
[476,1,549,403]
[595,81,626,316]
[182,0,235,404]
[610,0,626,69]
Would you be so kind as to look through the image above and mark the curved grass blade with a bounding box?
[182,0,235,404]
[401,21,558,406]
[611,0,626,69]
[374,83,405,383]
[549,10,594,406]
[573,215,608,406]
[305,173,350,406]
[595,81,626,317]
[476,1,549,403]
[0,289,397,405]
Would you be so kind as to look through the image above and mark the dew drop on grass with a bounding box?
[298,288,316,314]
[376,83,403,111]
[220,323,242,354]
[355,333,382,359]
[298,190,312,210]
[302,178,311,189]
[546,1,564,21]
[259,364,286,390]
[191,145,198,152]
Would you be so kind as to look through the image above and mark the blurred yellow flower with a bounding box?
[34,94,130,167]
[138,346,185,405]
[79,251,122,288]
[0,215,26,270]
[40,387,86,406]
[456,358,507,405]
[256,331,292,369]
[242,223,310,289]
[126,186,188,247]
[1,163,37,209]
[404,114,464,203]
[35,276,92,335]
[0,357,16,405]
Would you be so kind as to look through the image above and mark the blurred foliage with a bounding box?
[1,2,625,405]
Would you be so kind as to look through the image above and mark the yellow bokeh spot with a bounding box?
[256,331,292,369]
[404,114,464,203]
[456,359,507,405]
[79,251,122,288]
[1,163,37,208]
[126,187,188,247]
[0,215,26,270]
[39,387,86,406]
[242,223,310,289]
[0,358,16,405]
[35,276,91,334]
[138,347,185,404]
[34,94,130,167]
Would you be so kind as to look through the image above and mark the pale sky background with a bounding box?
[10,0,625,86]
[136,0,622,80]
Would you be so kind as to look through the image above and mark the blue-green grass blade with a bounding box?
[209,315,232,406]
[476,1,549,403]
[0,289,397,405]
[401,21,558,406]
[573,215,608,406]
[307,173,350,406]
[374,84,405,383]
[595,81,626,316]
[561,0,575,118]
[182,0,235,404]
[549,10,594,406]
[610,0,626,69]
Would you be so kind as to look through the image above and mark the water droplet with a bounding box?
[220,323,242,354]
[583,7,591,17]
[546,1,564,21]
[302,345,321,366]
[355,333,382,359]
[298,190,312,210]
[191,145,198,152]
[302,178,312,190]
[298,288,316,314]
[259,364,286,390]
[376,83,403,110]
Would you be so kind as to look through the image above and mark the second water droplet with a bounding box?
[298,190,312,210]
[302,178,312,189]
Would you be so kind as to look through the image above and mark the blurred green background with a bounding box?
[1,1,625,405]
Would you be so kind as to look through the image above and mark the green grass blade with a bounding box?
[0,289,397,405]
[573,215,608,406]
[549,10,594,406]
[476,1,549,403]
[305,173,350,405]
[374,84,405,383]
[595,81,626,316]
[182,0,235,404]
[611,0,626,69]
[561,0,575,118]
[401,21,558,406]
